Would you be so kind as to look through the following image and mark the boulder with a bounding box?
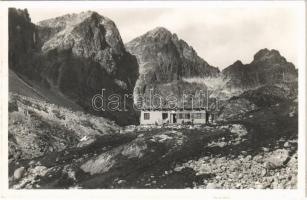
[229,124,248,137]
[13,167,25,180]
[283,142,290,148]
[206,183,221,189]
[264,149,289,169]
[32,166,48,177]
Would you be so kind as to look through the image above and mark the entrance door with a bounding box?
[206,112,210,123]
[172,114,177,123]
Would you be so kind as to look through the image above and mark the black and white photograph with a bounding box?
[1,1,305,198]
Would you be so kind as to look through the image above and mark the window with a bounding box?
[185,113,190,119]
[191,113,196,119]
[144,113,150,120]
[197,113,202,119]
[162,113,168,120]
[179,113,183,119]
[193,113,201,119]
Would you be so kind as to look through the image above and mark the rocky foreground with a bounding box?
[9,92,297,189]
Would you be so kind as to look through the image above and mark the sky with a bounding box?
[27,4,302,70]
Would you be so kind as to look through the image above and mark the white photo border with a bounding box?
[0,1,305,200]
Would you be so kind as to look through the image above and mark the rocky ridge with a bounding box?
[126,26,298,106]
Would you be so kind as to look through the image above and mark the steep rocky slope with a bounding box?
[9,69,83,110]
[9,93,120,162]
[126,27,219,108]
[9,8,139,125]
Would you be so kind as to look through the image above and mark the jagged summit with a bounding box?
[126,25,219,108]
[126,26,219,79]
[144,26,173,38]
[252,48,288,64]
[254,48,280,59]
[224,60,244,70]
[126,26,175,48]
[38,10,125,61]
[222,60,245,75]
[233,60,244,66]
[37,11,112,29]
[221,48,297,93]
[148,26,172,34]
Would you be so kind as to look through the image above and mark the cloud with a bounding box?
[28,6,301,69]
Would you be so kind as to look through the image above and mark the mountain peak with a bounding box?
[149,26,171,34]
[222,60,244,74]
[233,60,243,66]
[144,26,173,39]
[39,10,125,56]
[253,48,283,62]
[37,10,112,29]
